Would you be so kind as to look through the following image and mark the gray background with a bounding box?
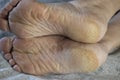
[0,0,120,80]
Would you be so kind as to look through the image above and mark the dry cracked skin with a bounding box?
[0,0,120,75]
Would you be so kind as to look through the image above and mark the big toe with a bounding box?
[0,37,14,54]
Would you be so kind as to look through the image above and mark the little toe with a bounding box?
[13,65,22,72]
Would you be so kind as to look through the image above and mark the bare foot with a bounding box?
[0,0,120,75]
[1,0,120,43]
[0,12,120,75]
[0,36,106,75]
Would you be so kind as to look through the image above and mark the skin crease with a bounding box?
[0,0,120,75]
[1,0,120,43]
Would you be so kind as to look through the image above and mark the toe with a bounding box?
[0,0,21,31]
[0,37,14,53]
[4,53,12,60]
[9,59,16,66]
[13,65,22,72]
[0,0,21,18]
[0,3,13,18]
[0,18,9,31]
[9,0,22,7]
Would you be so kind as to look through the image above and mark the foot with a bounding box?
[0,0,120,76]
[0,36,106,75]
[1,11,120,75]
[1,0,120,43]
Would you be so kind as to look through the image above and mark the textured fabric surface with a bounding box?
[0,0,120,80]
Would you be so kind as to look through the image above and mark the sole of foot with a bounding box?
[0,0,120,76]
[0,36,107,75]
[1,0,120,43]
[0,11,120,75]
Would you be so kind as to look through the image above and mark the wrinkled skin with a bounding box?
[0,0,120,75]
